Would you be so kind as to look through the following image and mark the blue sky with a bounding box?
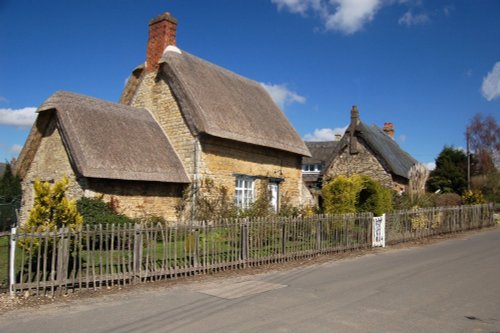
[0,0,499,169]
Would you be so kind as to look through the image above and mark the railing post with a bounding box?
[240,221,248,265]
[133,224,143,282]
[9,226,17,297]
[281,221,286,257]
[193,229,200,267]
[56,227,69,293]
[316,218,322,251]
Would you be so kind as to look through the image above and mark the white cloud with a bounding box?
[272,0,382,34]
[272,0,439,34]
[443,5,454,17]
[304,126,347,141]
[0,107,37,128]
[481,62,500,101]
[9,144,23,156]
[398,134,407,143]
[398,10,430,26]
[271,0,323,14]
[261,82,306,108]
[424,162,436,171]
[325,0,382,34]
[0,96,8,103]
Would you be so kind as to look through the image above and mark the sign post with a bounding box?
[372,214,385,247]
[9,227,17,297]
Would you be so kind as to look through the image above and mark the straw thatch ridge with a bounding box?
[20,91,190,183]
[159,49,311,157]
[119,64,145,105]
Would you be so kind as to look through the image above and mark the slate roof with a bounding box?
[157,48,310,157]
[303,141,339,165]
[17,91,190,183]
[302,141,339,184]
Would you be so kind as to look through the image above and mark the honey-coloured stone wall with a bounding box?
[326,137,407,192]
[199,136,304,208]
[130,71,196,180]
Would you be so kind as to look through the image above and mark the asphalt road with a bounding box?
[1,228,499,333]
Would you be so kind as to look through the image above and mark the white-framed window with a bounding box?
[235,176,255,209]
[302,164,322,173]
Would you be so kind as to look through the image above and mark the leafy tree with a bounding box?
[0,163,21,203]
[467,113,499,174]
[466,113,499,202]
[427,146,468,194]
[23,177,83,232]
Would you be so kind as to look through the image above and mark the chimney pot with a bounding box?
[146,12,178,72]
[383,122,395,139]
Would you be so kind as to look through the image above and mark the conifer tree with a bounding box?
[24,177,83,232]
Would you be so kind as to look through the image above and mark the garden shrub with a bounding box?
[322,175,393,215]
[461,190,485,205]
[356,176,393,216]
[76,196,134,225]
[322,175,362,214]
[24,177,82,232]
[434,193,462,207]
[393,191,435,210]
[177,178,238,222]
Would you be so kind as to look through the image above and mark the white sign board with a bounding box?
[372,214,385,247]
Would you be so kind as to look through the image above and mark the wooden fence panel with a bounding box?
[6,204,494,296]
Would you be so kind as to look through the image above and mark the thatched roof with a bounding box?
[358,123,417,179]
[159,48,310,157]
[18,91,189,183]
[330,121,418,180]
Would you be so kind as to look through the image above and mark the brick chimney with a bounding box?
[383,122,395,139]
[349,105,359,154]
[146,12,178,72]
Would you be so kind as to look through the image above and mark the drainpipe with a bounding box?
[191,139,201,222]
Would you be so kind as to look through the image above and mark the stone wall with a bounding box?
[199,136,304,208]
[130,71,196,180]
[326,137,407,191]
[84,180,184,221]
[20,117,85,222]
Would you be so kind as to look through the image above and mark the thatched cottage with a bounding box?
[16,91,190,221]
[16,12,310,222]
[303,106,418,205]
[120,13,310,213]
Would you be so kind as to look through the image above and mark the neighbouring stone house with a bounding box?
[16,91,190,221]
[120,13,310,214]
[303,106,419,205]
[302,141,339,206]
[16,12,310,222]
